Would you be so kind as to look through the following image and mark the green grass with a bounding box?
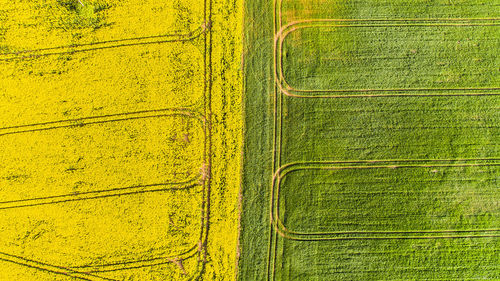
[282,24,499,92]
[281,96,499,161]
[275,238,499,280]
[279,163,499,234]
[281,0,500,23]
[239,0,500,280]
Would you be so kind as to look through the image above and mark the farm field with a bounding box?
[239,0,500,280]
[1,0,499,280]
[0,0,242,280]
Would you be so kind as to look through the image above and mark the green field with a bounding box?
[280,22,499,95]
[239,0,500,280]
[275,161,499,237]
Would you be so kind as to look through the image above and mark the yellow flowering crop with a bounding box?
[0,0,242,280]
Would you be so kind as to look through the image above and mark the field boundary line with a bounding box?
[0,25,208,61]
[266,0,282,279]
[1,245,203,279]
[0,108,206,137]
[0,180,201,210]
[0,252,117,281]
[271,160,500,240]
[274,20,500,98]
[71,244,202,275]
[0,108,202,130]
[196,0,212,278]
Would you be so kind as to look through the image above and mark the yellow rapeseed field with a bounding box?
[0,0,242,280]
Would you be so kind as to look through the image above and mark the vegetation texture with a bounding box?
[239,0,499,280]
[0,0,242,280]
